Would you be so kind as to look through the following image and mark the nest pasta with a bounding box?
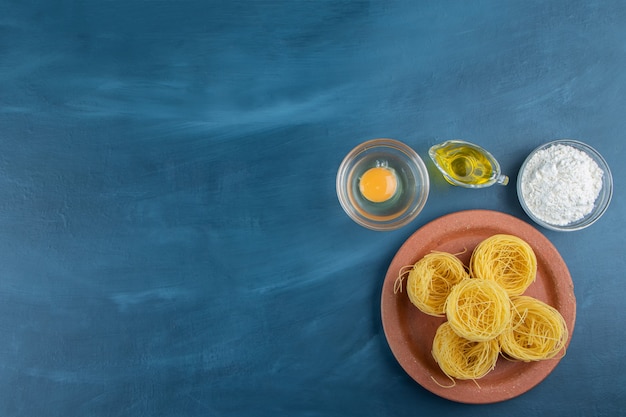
[445,278,512,342]
[499,296,568,362]
[432,322,500,381]
[396,232,569,384]
[470,234,537,296]
[399,251,469,317]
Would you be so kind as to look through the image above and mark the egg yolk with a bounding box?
[359,167,398,203]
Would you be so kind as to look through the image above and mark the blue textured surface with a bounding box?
[1,1,625,416]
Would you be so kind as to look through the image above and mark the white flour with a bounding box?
[520,144,604,226]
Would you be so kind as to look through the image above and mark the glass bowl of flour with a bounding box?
[517,139,613,231]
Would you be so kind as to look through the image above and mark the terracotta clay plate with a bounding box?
[381,210,576,404]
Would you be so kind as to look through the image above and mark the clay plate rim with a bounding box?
[380,209,576,404]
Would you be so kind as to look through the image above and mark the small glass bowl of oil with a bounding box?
[336,138,430,231]
[428,140,509,188]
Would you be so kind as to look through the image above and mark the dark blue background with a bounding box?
[1,1,625,416]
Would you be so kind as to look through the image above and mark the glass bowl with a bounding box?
[517,139,613,231]
[336,139,430,231]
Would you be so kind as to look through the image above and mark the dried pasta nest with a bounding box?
[470,234,537,296]
[444,278,512,342]
[397,251,469,317]
[432,321,500,381]
[499,296,568,362]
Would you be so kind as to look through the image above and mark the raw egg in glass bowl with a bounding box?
[336,138,430,231]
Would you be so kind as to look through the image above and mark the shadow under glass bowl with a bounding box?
[517,139,613,232]
[336,138,430,231]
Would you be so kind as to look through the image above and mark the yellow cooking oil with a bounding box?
[429,140,509,188]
